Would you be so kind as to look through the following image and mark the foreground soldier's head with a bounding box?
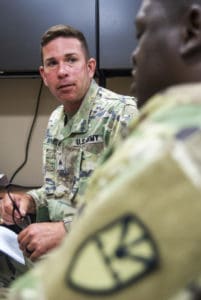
[132,0,201,107]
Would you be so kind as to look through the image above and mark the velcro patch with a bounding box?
[66,214,159,295]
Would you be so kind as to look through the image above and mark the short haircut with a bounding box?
[157,0,201,21]
[40,24,90,62]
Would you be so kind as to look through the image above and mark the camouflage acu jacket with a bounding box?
[28,80,137,229]
[8,83,201,300]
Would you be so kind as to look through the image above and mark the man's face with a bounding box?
[132,0,181,106]
[40,37,96,113]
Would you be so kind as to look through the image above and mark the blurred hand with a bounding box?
[0,192,35,225]
[18,221,66,261]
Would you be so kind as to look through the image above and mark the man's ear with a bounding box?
[87,58,96,79]
[39,66,48,86]
[180,4,201,58]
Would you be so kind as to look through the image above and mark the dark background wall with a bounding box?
[0,0,141,79]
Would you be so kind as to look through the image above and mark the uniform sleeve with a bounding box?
[104,97,138,146]
[26,110,59,218]
[27,186,47,210]
[26,132,52,211]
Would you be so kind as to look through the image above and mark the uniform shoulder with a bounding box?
[48,105,64,122]
[97,86,137,106]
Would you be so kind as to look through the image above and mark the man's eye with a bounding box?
[46,60,57,67]
[136,30,143,40]
[67,57,77,64]
[135,22,145,40]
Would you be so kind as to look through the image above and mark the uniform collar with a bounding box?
[62,79,99,136]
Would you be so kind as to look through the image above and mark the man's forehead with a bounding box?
[137,0,152,16]
[136,0,154,24]
[42,37,82,55]
[136,0,166,24]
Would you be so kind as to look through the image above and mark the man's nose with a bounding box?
[57,62,69,77]
[131,46,139,69]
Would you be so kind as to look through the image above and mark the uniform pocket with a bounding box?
[54,146,82,201]
[79,141,104,196]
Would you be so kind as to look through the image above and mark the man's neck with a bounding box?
[63,100,83,116]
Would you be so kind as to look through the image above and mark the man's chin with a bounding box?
[133,88,150,109]
[56,91,74,102]
[130,81,137,98]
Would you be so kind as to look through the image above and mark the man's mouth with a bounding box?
[57,83,74,90]
[131,68,136,79]
[131,69,137,95]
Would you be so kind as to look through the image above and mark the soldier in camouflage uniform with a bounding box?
[27,79,136,231]
[2,0,201,299]
[0,25,137,286]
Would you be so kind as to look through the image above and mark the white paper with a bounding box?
[0,226,25,265]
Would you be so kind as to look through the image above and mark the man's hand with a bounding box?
[0,192,35,225]
[18,222,66,261]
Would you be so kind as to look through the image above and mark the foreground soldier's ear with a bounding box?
[180,4,201,58]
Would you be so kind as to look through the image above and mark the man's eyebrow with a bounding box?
[135,13,144,26]
[44,56,56,62]
[44,52,78,63]
[64,52,77,57]
[135,12,147,33]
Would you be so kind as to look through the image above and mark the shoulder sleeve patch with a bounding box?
[66,214,159,295]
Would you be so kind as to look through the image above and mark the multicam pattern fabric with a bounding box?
[0,253,28,289]
[169,274,201,300]
[28,79,137,229]
[5,84,201,300]
[0,288,9,300]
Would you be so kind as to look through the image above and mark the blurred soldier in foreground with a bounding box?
[3,0,201,299]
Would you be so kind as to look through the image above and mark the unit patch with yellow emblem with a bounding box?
[66,214,159,295]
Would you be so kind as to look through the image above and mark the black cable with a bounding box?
[8,79,43,187]
[7,183,40,190]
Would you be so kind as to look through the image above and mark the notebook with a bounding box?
[0,225,25,265]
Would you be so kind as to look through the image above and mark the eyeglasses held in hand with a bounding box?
[7,190,31,230]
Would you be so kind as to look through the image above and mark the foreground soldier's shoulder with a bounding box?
[0,288,9,300]
[98,87,136,105]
